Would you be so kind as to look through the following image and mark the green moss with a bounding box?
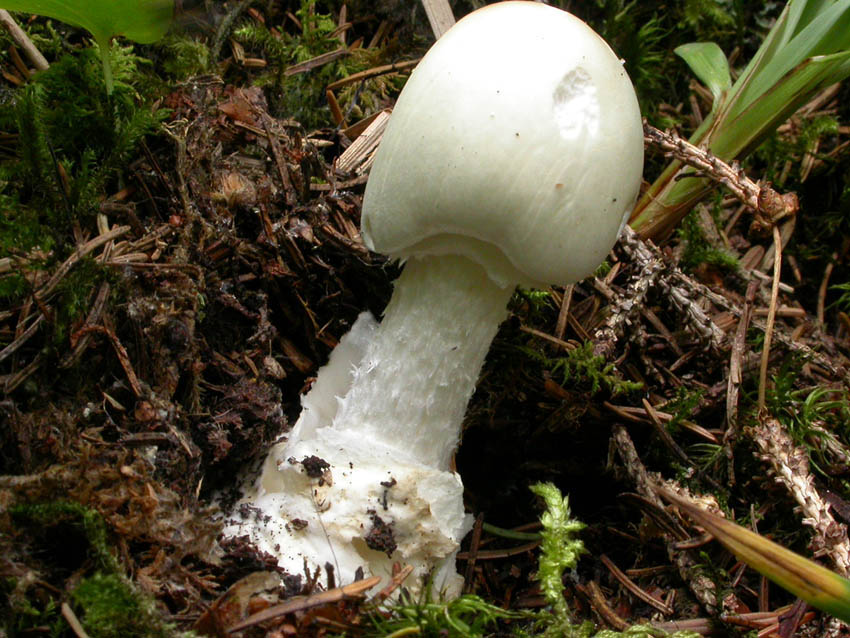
[681,0,736,38]
[0,42,166,260]
[676,205,739,273]
[158,34,211,78]
[521,341,643,397]
[665,386,705,433]
[232,0,400,129]
[370,594,526,638]
[0,38,165,338]
[6,596,64,638]
[9,504,189,638]
[592,1,669,114]
[529,482,586,622]
[11,501,118,572]
[767,370,850,478]
[52,257,111,345]
[71,573,179,638]
[515,288,555,317]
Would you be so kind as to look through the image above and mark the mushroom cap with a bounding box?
[361,1,644,288]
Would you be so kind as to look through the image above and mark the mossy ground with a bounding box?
[2,1,850,637]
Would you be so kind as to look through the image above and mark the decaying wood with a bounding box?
[420,0,456,39]
[336,110,391,174]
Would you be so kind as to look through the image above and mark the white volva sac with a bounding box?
[223,1,644,596]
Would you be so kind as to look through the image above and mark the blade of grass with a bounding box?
[718,50,850,158]
[661,489,850,623]
[675,42,731,108]
[731,0,850,111]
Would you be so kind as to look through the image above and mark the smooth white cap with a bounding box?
[361,1,644,288]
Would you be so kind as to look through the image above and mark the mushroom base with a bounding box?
[223,255,514,595]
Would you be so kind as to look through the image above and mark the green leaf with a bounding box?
[731,0,850,113]
[631,0,850,239]
[0,0,173,44]
[0,0,173,91]
[662,489,850,623]
[715,50,850,159]
[675,42,731,108]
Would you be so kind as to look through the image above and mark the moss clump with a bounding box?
[0,42,166,264]
[5,595,64,638]
[522,341,643,397]
[232,0,403,129]
[11,501,118,572]
[676,205,739,273]
[157,33,211,79]
[10,503,186,638]
[71,573,179,638]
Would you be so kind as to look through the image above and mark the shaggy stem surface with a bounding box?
[333,254,513,470]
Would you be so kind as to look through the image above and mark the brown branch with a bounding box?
[643,121,798,230]
[0,10,48,71]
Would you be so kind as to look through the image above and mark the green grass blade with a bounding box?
[675,42,731,108]
[662,489,850,623]
[714,51,850,159]
[730,0,850,116]
[631,0,850,239]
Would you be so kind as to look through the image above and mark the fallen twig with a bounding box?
[0,10,49,71]
[643,122,798,231]
[226,576,380,633]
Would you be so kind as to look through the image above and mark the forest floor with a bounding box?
[2,2,850,637]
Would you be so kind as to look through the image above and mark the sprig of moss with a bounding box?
[521,342,643,397]
[0,41,166,282]
[529,482,586,621]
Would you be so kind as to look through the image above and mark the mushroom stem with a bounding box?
[224,254,514,596]
[334,254,514,470]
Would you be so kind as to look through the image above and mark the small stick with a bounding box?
[72,324,142,397]
[372,564,414,603]
[463,513,485,592]
[554,284,573,343]
[724,280,757,484]
[579,580,630,631]
[420,0,455,39]
[0,10,48,71]
[61,602,91,638]
[817,254,837,325]
[227,576,381,633]
[757,225,782,413]
[326,59,420,91]
[643,122,798,228]
[600,554,674,615]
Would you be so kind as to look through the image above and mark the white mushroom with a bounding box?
[224,1,644,597]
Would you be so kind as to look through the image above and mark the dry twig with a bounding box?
[643,122,799,230]
[752,416,850,576]
[0,10,49,71]
[226,576,381,633]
